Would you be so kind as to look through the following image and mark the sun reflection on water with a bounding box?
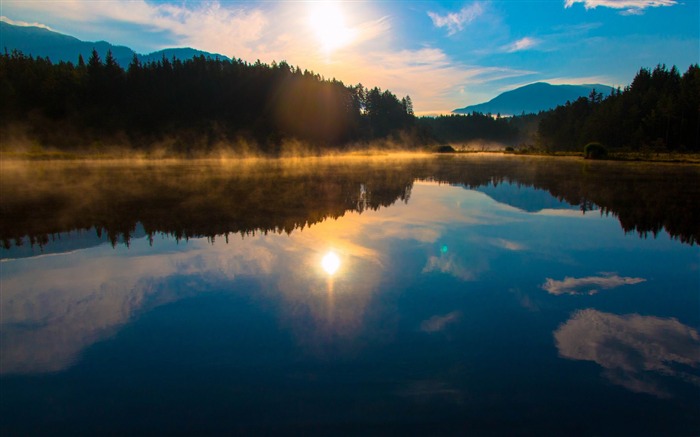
[321,251,341,275]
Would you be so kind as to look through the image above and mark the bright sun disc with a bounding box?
[321,251,341,275]
[308,2,354,53]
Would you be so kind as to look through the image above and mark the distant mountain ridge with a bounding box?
[453,82,613,116]
[0,21,229,66]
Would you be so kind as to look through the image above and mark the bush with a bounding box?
[504,146,515,152]
[435,144,456,153]
[584,142,608,159]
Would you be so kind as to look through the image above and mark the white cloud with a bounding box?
[427,3,484,36]
[542,273,646,295]
[554,309,700,397]
[0,15,54,30]
[564,0,678,15]
[503,37,540,52]
[2,1,269,56]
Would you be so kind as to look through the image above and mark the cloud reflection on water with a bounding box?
[1,183,495,374]
[420,311,461,333]
[542,273,646,296]
[554,309,700,397]
[0,240,279,374]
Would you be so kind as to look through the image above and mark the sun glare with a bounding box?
[321,251,341,275]
[308,2,355,54]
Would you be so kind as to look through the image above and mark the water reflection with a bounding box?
[542,273,647,295]
[420,311,461,333]
[1,156,698,254]
[554,309,700,398]
[422,251,481,281]
[0,200,400,373]
[0,236,275,374]
[321,251,341,275]
[0,181,501,374]
[1,160,698,434]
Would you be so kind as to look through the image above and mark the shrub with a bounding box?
[435,144,456,153]
[584,142,608,159]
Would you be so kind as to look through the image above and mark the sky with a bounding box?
[1,0,698,114]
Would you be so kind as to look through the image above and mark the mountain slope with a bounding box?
[453,82,613,116]
[0,21,228,66]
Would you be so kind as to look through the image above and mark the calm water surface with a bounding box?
[1,155,699,435]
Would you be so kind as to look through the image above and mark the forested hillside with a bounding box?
[538,64,700,152]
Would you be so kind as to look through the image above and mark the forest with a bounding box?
[0,49,418,154]
[0,49,698,154]
[537,64,700,152]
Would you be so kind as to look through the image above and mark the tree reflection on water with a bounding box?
[1,155,698,251]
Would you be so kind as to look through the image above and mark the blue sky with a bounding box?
[1,0,698,114]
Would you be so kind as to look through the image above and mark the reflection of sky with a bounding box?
[542,273,646,296]
[474,181,592,213]
[555,309,700,398]
[1,180,698,396]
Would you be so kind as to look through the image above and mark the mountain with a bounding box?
[473,182,594,213]
[0,21,229,66]
[453,82,613,116]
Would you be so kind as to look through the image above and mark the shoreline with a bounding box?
[1,149,699,165]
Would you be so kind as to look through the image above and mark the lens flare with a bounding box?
[321,251,341,275]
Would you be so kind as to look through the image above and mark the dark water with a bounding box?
[1,156,699,435]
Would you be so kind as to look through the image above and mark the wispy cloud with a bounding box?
[427,3,484,36]
[2,0,269,56]
[420,311,461,333]
[318,46,533,113]
[503,37,540,52]
[423,254,478,280]
[398,380,463,403]
[542,273,646,295]
[490,238,526,251]
[540,76,614,86]
[564,0,678,15]
[0,15,54,30]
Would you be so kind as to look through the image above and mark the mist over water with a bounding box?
[1,155,698,435]
[2,154,698,249]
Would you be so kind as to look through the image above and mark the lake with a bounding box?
[1,155,699,435]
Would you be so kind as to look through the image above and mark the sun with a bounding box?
[321,251,341,275]
[308,2,355,54]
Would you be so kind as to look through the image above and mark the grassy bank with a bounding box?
[433,146,700,164]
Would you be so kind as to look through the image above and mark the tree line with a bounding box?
[0,49,417,154]
[416,113,520,145]
[1,49,698,154]
[538,64,700,152]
